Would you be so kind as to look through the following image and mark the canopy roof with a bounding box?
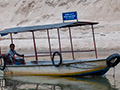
[0,21,98,35]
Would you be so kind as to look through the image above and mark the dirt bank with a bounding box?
[0,0,120,53]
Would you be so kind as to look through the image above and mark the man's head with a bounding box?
[10,44,15,51]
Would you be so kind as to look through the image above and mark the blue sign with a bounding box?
[62,11,77,21]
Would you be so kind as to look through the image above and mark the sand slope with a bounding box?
[0,0,120,52]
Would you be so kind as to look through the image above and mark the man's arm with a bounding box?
[16,53,24,57]
[15,51,24,57]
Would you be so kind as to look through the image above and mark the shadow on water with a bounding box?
[0,76,118,90]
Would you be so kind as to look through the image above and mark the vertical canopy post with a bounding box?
[91,25,98,58]
[69,27,75,60]
[57,28,62,53]
[0,47,1,55]
[0,47,1,65]
[47,29,52,60]
[10,33,13,44]
[32,31,38,64]
[10,33,16,64]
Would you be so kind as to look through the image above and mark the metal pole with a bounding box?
[47,29,52,60]
[32,31,38,64]
[0,47,1,55]
[91,25,98,58]
[57,28,62,53]
[2,79,3,87]
[69,27,75,60]
[0,47,2,65]
[10,33,16,64]
[10,33,13,44]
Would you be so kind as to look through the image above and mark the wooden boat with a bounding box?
[0,20,120,76]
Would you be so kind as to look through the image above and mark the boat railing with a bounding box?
[24,49,95,58]
[37,50,95,53]
[24,53,50,58]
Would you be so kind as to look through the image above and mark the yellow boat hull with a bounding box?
[3,59,109,76]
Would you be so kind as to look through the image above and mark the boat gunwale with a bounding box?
[4,58,106,67]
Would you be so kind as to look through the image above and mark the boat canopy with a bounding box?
[0,21,98,35]
[0,21,99,64]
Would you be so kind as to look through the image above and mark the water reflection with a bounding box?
[0,76,118,90]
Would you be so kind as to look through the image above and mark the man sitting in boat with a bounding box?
[7,44,25,65]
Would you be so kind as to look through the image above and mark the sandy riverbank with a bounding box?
[0,0,120,52]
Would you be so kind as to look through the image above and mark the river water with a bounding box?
[0,76,118,90]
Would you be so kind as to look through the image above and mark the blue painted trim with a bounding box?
[69,67,109,77]
[1,33,8,37]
